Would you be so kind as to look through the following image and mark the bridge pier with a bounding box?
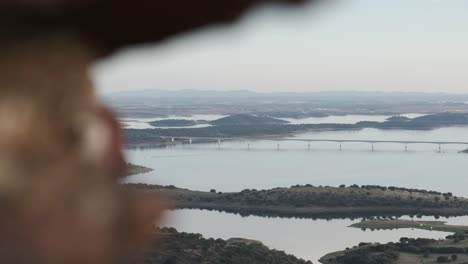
[247,143,250,150]
[160,137,468,152]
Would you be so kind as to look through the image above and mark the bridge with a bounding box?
[160,136,468,152]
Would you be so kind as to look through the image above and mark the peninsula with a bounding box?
[320,232,468,264]
[126,163,153,176]
[126,184,468,219]
[142,227,312,264]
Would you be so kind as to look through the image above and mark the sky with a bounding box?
[92,0,468,94]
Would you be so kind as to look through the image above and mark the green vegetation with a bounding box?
[320,233,468,264]
[144,227,312,264]
[351,219,468,233]
[127,184,468,219]
[124,129,167,148]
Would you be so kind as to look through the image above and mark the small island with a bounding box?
[148,114,289,128]
[149,119,209,127]
[351,219,468,233]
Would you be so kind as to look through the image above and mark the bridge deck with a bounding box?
[160,136,468,145]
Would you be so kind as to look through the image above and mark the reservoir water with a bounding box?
[124,118,468,263]
[125,126,468,196]
[162,209,460,263]
[281,113,423,125]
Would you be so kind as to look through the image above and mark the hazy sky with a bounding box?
[93,0,468,94]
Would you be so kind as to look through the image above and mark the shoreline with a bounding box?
[127,184,468,219]
[350,219,468,233]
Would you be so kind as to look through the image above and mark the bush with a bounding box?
[437,256,450,263]
[423,250,430,258]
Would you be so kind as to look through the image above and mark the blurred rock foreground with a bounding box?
[0,0,308,56]
[0,0,311,263]
[0,33,165,264]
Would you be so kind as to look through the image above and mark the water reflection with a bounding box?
[125,123,468,262]
[162,209,453,263]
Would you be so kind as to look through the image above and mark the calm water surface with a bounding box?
[125,121,468,263]
[281,113,423,125]
[162,209,460,263]
[126,126,468,196]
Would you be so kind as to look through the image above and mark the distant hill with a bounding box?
[149,119,208,127]
[210,114,289,126]
[104,90,468,119]
[124,112,468,146]
[358,112,468,129]
[386,116,411,122]
[104,89,468,102]
[411,112,468,125]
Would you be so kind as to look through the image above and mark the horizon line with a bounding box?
[102,89,468,96]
